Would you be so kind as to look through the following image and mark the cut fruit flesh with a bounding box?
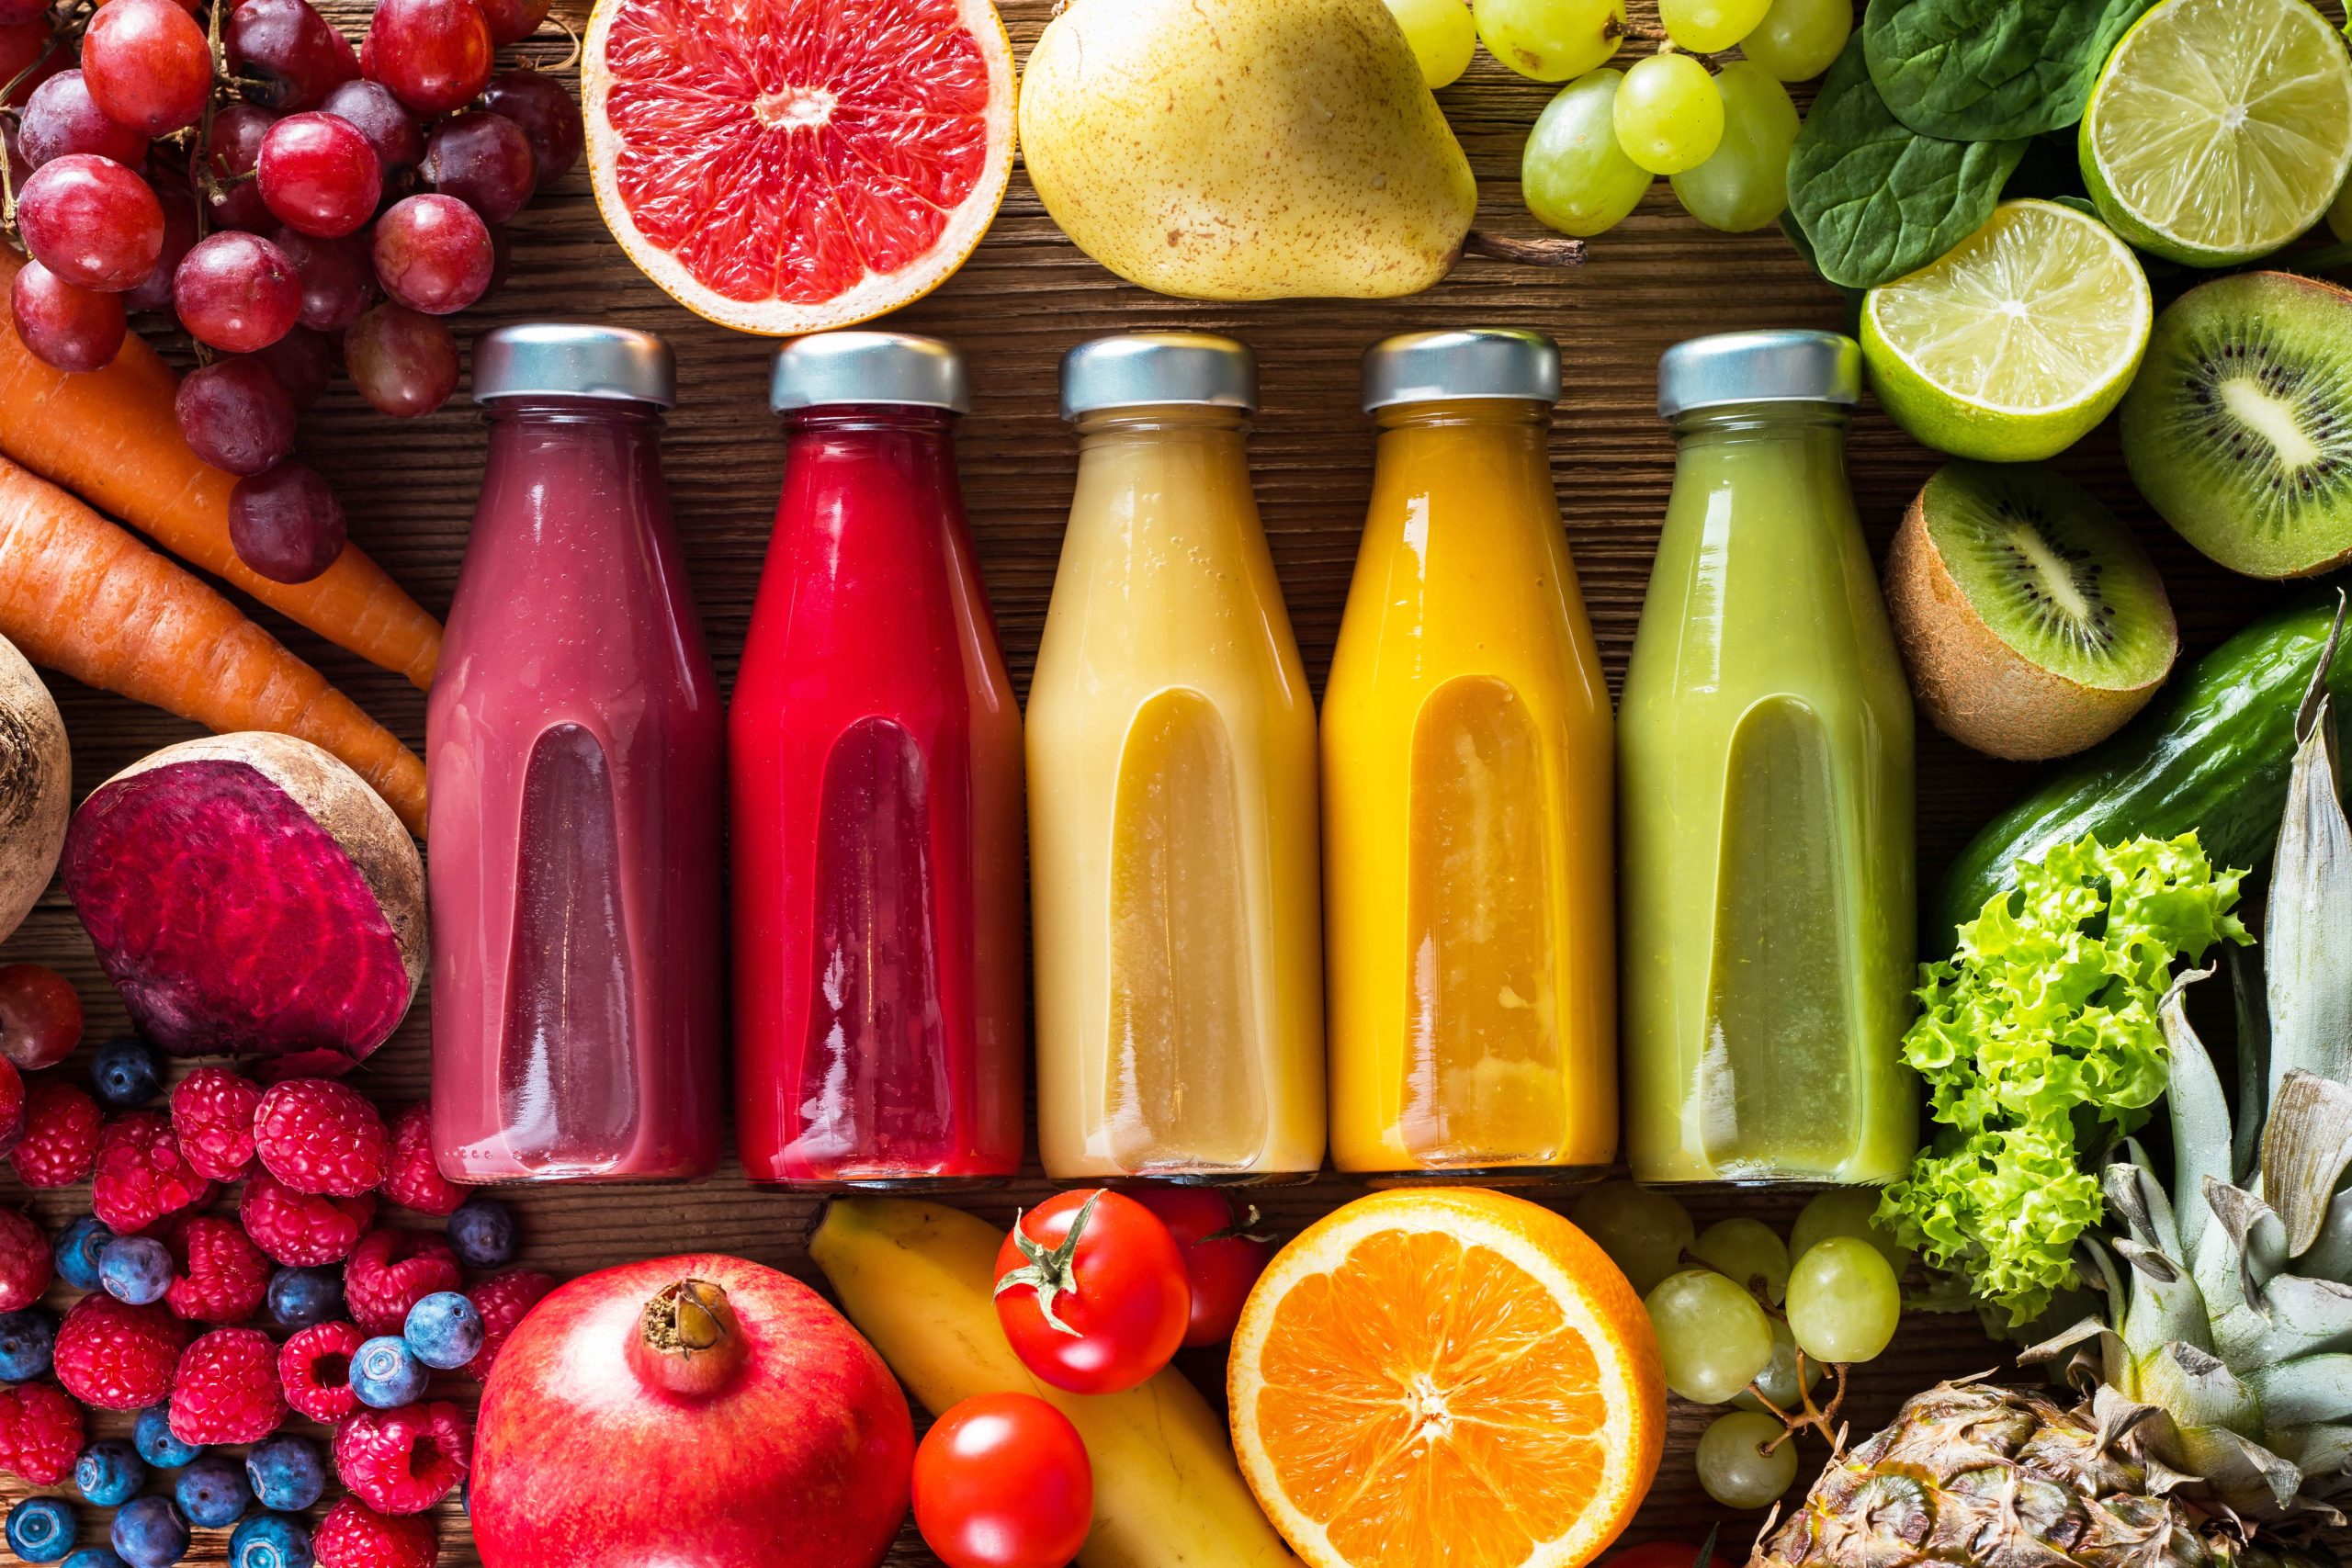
[2082,0,2352,265]
[1865,199,2150,419]
[1228,1188,1663,1568]
[2120,272,2352,580]
[582,0,1016,334]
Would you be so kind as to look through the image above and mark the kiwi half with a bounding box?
[2120,271,2352,580]
[1886,461,2178,761]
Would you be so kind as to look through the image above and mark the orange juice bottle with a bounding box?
[1323,331,1616,1181]
[1028,333,1327,1182]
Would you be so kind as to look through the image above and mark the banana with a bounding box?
[809,1196,1303,1568]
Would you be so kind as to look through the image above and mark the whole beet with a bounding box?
[470,1253,911,1568]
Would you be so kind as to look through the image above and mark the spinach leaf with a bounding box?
[1786,35,2028,290]
[1863,0,2157,141]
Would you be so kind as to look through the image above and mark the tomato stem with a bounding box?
[993,1190,1101,1338]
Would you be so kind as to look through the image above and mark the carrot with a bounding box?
[0,456,429,836]
[0,248,443,692]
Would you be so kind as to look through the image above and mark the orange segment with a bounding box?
[1230,1188,1665,1568]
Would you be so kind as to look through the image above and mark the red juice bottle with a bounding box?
[428,325,724,1184]
[733,333,1025,1189]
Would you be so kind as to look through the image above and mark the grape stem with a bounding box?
[1743,1355,1849,1461]
[1463,231,1587,268]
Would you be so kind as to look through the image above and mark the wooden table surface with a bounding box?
[0,0,2289,1562]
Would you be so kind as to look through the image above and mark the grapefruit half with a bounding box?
[582,0,1016,335]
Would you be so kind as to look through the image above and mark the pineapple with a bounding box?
[1759,656,2352,1562]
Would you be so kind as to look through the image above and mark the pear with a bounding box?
[1018,0,1478,301]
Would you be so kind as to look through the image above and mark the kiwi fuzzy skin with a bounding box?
[1885,489,2172,761]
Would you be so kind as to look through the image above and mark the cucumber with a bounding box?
[1935,598,2349,946]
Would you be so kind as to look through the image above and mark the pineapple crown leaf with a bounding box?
[2109,1156,2185,1265]
[2261,1075,2352,1261]
[2164,966,2237,1273]
[2265,612,2352,1105]
[2245,1355,2352,1430]
[2202,1180,2289,1318]
[2230,950,2271,1187]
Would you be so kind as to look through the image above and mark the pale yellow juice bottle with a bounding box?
[1324,331,1616,1181]
[1028,333,1327,1182]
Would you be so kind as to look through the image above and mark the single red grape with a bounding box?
[175,230,303,353]
[175,356,299,476]
[196,104,279,232]
[317,78,423,182]
[0,17,61,106]
[258,111,381,237]
[363,0,491,117]
[0,964,83,1070]
[81,0,210,135]
[18,70,149,168]
[419,110,534,223]
[480,71,582,191]
[15,154,164,291]
[226,0,359,110]
[473,0,549,45]
[124,180,199,311]
[9,259,126,372]
[245,323,334,407]
[370,193,492,314]
[273,224,378,332]
[344,301,457,417]
[228,461,347,582]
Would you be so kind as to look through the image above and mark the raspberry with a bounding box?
[91,1112,212,1234]
[0,1382,84,1483]
[379,1104,460,1217]
[165,1214,269,1325]
[334,1401,468,1515]
[314,1498,437,1568]
[463,1269,557,1383]
[170,1325,285,1444]
[52,1293,189,1410]
[243,1171,375,1266]
[254,1078,390,1197]
[10,1081,100,1188]
[0,1208,51,1311]
[279,1319,364,1423]
[344,1229,459,1336]
[0,1055,25,1157]
[170,1067,261,1182]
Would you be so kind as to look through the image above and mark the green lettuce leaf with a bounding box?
[1879,832,2249,1325]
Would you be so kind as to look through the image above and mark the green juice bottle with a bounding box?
[1620,331,1918,1186]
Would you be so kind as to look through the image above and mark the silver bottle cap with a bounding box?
[1363,329,1561,412]
[770,332,968,413]
[1060,333,1257,419]
[472,323,676,409]
[1657,330,1861,418]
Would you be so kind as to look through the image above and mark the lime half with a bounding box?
[1862,200,2153,463]
[2082,0,2352,266]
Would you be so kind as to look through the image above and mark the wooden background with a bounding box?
[0,0,2298,1562]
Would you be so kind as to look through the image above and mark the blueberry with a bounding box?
[265,1267,345,1330]
[88,1036,161,1109]
[74,1438,145,1507]
[53,1217,111,1293]
[173,1453,249,1529]
[243,1435,323,1513]
[97,1236,173,1306]
[349,1335,428,1407]
[446,1195,515,1269]
[6,1496,75,1562]
[0,1306,57,1381]
[132,1405,201,1470]
[402,1291,483,1371]
[227,1514,311,1568]
[61,1551,129,1568]
[109,1495,188,1568]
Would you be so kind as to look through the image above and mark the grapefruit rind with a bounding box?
[581,0,1017,336]
[1227,1188,1665,1568]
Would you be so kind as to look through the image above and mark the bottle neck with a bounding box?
[776,405,964,519]
[1670,400,1851,449]
[479,397,669,536]
[1074,403,1250,449]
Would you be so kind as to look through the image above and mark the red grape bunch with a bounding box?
[1,0,582,583]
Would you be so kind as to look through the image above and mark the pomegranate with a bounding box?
[470,1253,911,1568]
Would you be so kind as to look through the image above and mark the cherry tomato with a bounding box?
[993,1189,1189,1394]
[1607,1542,1736,1568]
[912,1393,1092,1568]
[0,964,82,1070]
[1125,1187,1276,1347]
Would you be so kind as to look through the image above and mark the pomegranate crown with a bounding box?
[630,1277,746,1397]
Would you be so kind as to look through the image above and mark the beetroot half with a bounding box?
[64,733,424,1072]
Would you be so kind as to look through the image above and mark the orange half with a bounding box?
[1229,1188,1665,1568]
